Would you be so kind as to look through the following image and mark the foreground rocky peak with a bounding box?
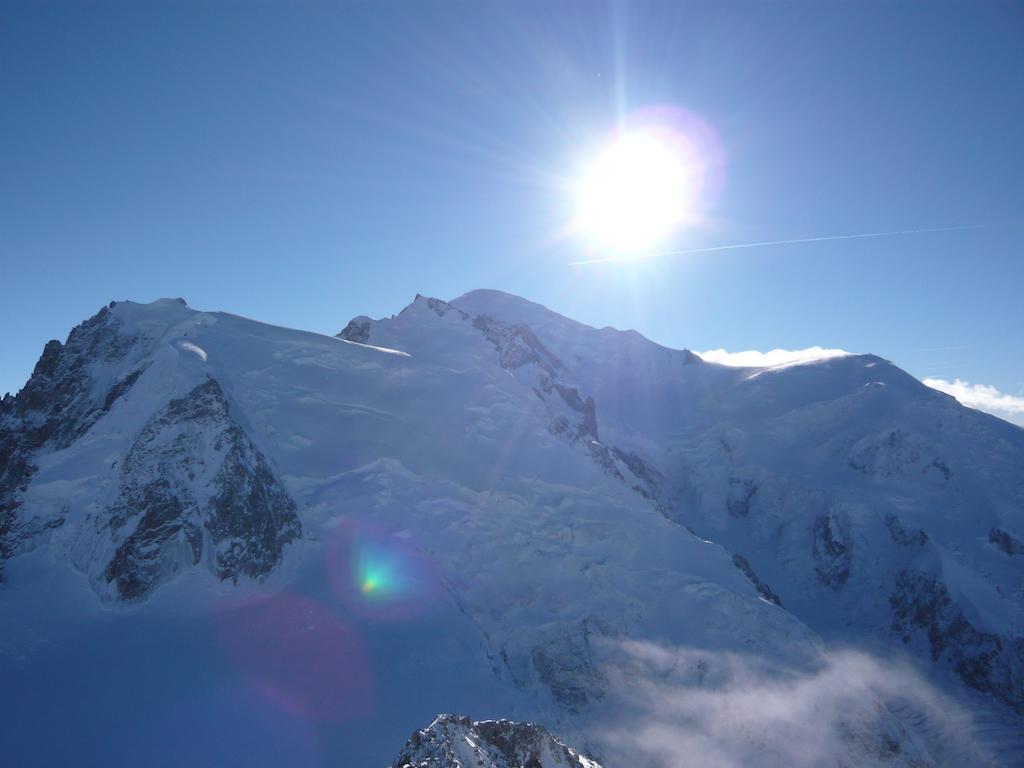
[391,715,600,768]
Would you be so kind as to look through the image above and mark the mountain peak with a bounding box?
[450,289,590,331]
[451,287,547,309]
[390,714,601,768]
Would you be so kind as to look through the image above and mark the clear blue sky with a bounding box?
[2,2,1022,406]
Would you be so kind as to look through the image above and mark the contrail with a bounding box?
[568,223,997,266]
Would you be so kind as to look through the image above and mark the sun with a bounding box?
[574,129,699,253]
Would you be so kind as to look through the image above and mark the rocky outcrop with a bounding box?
[847,429,952,482]
[726,477,758,518]
[423,296,468,320]
[530,630,608,713]
[102,377,300,600]
[989,527,1024,556]
[885,514,929,548]
[337,316,372,343]
[610,447,664,501]
[1,304,143,578]
[474,315,565,376]
[890,568,1024,714]
[732,554,783,607]
[811,513,852,590]
[470,310,669,506]
[390,714,600,768]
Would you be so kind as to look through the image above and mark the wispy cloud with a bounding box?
[697,347,851,368]
[923,378,1024,426]
[595,642,999,768]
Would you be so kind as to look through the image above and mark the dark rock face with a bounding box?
[472,311,666,506]
[391,714,600,768]
[551,383,598,441]
[0,305,142,578]
[812,513,851,590]
[105,481,201,600]
[885,514,929,548]
[0,440,36,576]
[103,377,301,600]
[102,367,145,410]
[989,527,1024,556]
[610,447,664,501]
[337,316,372,343]
[726,477,758,518]
[890,568,1024,714]
[733,554,783,607]
[474,315,565,376]
[423,296,468,320]
[530,631,607,713]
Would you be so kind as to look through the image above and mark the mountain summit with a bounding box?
[2,291,1022,766]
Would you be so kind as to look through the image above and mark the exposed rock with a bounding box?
[530,628,607,713]
[584,442,624,484]
[726,477,758,518]
[474,315,564,375]
[890,568,1024,713]
[391,714,600,768]
[989,527,1024,556]
[103,377,301,600]
[551,383,598,441]
[102,367,147,411]
[928,458,952,481]
[885,514,929,547]
[1,305,142,578]
[338,316,372,343]
[424,296,468,320]
[732,554,783,606]
[610,447,664,501]
[847,429,951,482]
[812,513,851,590]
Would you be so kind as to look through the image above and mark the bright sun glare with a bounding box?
[575,129,698,253]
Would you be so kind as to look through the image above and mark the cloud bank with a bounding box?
[696,347,852,368]
[923,378,1024,426]
[595,642,1000,768]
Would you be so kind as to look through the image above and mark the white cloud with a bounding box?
[596,642,997,768]
[923,377,1024,426]
[697,347,852,368]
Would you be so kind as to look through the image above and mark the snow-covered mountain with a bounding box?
[390,714,600,768]
[1,290,1022,767]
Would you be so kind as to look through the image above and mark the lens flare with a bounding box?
[326,520,442,620]
[216,594,375,723]
[354,543,405,600]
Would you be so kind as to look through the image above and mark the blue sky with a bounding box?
[2,2,1022,419]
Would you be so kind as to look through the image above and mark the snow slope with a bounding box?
[1,290,1022,766]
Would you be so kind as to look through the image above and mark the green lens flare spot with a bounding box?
[355,555,400,602]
